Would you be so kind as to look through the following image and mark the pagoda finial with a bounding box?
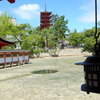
[45,3,47,12]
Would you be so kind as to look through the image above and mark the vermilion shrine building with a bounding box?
[0,37,30,68]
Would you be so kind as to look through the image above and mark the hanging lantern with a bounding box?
[76,55,100,94]
[75,0,100,94]
[7,0,15,3]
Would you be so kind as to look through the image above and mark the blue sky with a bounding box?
[0,0,100,32]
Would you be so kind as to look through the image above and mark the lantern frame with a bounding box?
[76,55,100,94]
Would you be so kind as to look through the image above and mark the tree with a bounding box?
[21,34,34,54]
[9,23,32,49]
[30,27,45,48]
[21,27,45,57]
[0,12,14,38]
[68,29,83,47]
[51,14,69,49]
[82,37,95,53]
[82,28,96,53]
[40,27,60,51]
[40,28,49,49]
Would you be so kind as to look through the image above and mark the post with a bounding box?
[95,0,97,37]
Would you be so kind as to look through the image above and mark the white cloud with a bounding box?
[12,4,41,20]
[78,11,95,23]
[78,0,100,23]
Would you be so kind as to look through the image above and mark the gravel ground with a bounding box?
[0,56,100,100]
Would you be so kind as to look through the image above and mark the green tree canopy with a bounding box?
[68,29,83,47]
[82,28,96,53]
[0,12,14,38]
[51,14,69,41]
[10,23,32,46]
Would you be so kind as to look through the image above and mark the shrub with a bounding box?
[33,49,44,57]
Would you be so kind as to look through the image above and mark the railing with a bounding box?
[0,50,30,68]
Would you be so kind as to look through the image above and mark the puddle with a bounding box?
[31,69,58,74]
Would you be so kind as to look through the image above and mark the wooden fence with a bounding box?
[0,50,30,68]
